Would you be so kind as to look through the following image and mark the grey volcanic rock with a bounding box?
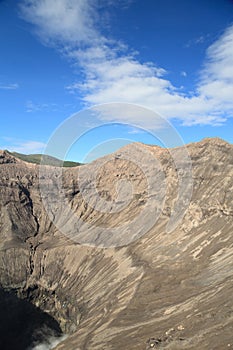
[0,138,233,349]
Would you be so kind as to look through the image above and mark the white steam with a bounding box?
[31,335,68,350]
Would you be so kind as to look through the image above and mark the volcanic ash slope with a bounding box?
[0,138,233,349]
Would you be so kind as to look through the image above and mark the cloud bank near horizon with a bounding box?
[2,138,46,154]
[20,0,233,128]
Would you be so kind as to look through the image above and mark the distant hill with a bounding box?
[8,151,81,167]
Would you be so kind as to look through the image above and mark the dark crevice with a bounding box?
[17,182,41,275]
[18,183,40,237]
[28,243,36,274]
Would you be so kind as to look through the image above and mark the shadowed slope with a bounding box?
[0,288,62,350]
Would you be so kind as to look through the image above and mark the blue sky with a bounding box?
[0,0,233,161]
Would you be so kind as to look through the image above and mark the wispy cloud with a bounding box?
[2,137,46,154]
[198,25,233,104]
[26,100,77,113]
[19,0,102,46]
[185,34,209,48]
[19,0,233,128]
[0,83,19,90]
[127,126,146,134]
[26,100,58,113]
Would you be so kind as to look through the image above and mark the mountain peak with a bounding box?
[197,137,230,147]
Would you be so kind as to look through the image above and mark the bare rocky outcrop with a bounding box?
[0,138,233,349]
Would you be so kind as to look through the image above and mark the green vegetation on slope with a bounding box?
[9,151,81,167]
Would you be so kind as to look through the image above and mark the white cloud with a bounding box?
[198,25,233,105]
[0,83,19,90]
[20,0,99,46]
[19,1,233,128]
[92,103,168,130]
